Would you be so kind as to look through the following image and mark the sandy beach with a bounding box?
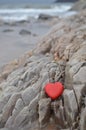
[0,20,52,67]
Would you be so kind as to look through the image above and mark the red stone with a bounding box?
[44,82,64,100]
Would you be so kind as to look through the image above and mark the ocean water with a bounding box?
[0,0,75,22]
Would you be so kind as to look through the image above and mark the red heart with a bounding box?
[44,82,64,100]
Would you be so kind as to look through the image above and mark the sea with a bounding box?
[0,0,76,23]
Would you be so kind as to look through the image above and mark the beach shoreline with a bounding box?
[0,19,53,68]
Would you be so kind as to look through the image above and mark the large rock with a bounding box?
[0,9,86,130]
[0,53,64,129]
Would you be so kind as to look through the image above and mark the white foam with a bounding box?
[0,5,72,22]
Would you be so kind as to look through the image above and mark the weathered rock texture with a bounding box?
[0,9,86,130]
[71,1,86,11]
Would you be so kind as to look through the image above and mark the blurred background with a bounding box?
[0,0,86,67]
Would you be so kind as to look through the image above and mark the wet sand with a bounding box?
[0,20,51,68]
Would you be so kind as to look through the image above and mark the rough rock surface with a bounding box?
[70,1,86,11]
[0,9,86,130]
[38,98,51,127]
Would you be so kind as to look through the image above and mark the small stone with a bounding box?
[19,29,31,35]
[38,14,52,20]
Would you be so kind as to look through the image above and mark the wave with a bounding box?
[0,5,72,22]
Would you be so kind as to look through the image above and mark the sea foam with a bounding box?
[0,4,72,22]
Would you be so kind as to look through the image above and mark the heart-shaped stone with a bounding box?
[44,82,64,100]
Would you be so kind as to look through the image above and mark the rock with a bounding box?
[51,100,67,128]
[38,14,52,20]
[63,89,78,126]
[69,62,86,76]
[81,86,86,108]
[19,29,31,35]
[13,94,40,129]
[27,94,40,121]
[73,84,86,107]
[38,98,51,127]
[0,128,9,130]
[61,129,70,130]
[1,93,21,126]
[35,41,51,54]
[21,82,40,105]
[80,107,86,130]
[6,68,25,86]
[73,66,86,84]
[0,60,21,84]
[65,49,86,90]
[12,106,29,128]
[0,95,11,113]
[3,29,14,33]
[0,18,4,26]
[17,20,29,24]
[70,1,86,11]
[5,98,25,127]
[20,65,39,83]
[0,9,86,130]
[40,90,46,99]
